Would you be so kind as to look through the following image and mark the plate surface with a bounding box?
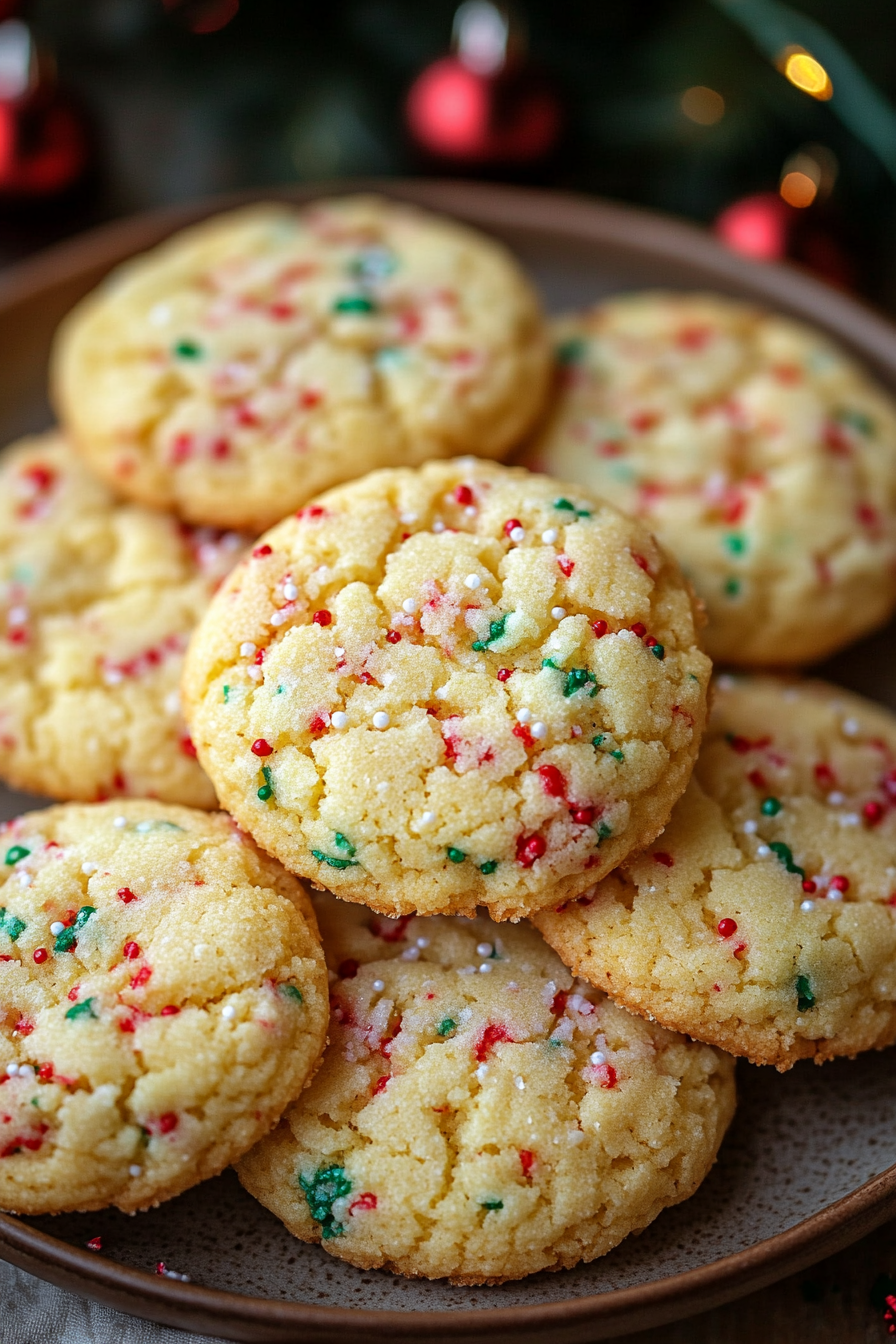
[2,180,896,1344]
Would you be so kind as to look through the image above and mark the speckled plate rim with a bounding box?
[3,179,896,1342]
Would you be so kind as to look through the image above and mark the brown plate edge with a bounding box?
[0,178,896,1339]
[0,1161,894,1344]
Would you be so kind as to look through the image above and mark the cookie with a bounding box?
[0,800,328,1215]
[518,292,896,666]
[0,431,245,807]
[237,895,735,1284]
[534,675,896,1069]
[52,195,551,533]
[182,459,711,921]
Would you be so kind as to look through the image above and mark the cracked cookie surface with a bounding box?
[52,195,551,532]
[519,292,896,665]
[0,800,328,1214]
[236,895,735,1284]
[182,459,711,920]
[534,675,896,1069]
[0,432,245,806]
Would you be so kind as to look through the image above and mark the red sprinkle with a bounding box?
[38,1063,53,1081]
[179,735,197,759]
[717,918,738,938]
[338,959,359,980]
[386,629,401,643]
[864,801,884,825]
[537,764,566,798]
[571,807,594,825]
[117,888,137,904]
[253,649,265,665]
[512,722,534,749]
[630,410,660,433]
[158,1113,178,1134]
[372,1075,389,1096]
[802,880,817,894]
[519,1149,536,1178]
[369,915,412,944]
[747,769,766,790]
[595,1064,617,1089]
[630,622,647,638]
[653,852,674,867]
[313,609,332,626]
[86,1237,103,1251]
[130,965,152,989]
[349,1192,378,1213]
[251,739,273,757]
[309,715,327,734]
[160,1005,180,1016]
[558,555,575,577]
[32,948,48,964]
[591,619,608,638]
[551,990,568,1016]
[454,485,474,506]
[829,874,850,892]
[252,544,272,558]
[497,668,513,681]
[123,942,141,960]
[503,518,522,537]
[631,554,650,574]
[475,1023,513,1062]
[515,833,547,867]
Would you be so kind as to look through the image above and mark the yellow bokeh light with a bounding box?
[680,86,725,126]
[783,50,833,100]
[780,171,818,208]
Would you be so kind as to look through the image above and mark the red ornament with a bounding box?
[0,18,89,198]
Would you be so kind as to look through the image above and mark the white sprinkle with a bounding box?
[516,708,531,724]
[589,1051,607,1065]
[7,606,27,626]
[432,520,445,533]
[270,610,288,626]
[399,511,418,525]
[464,506,477,517]
[17,1065,33,1079]
[283,582,298,601]
[81,862,97,876]
[194,944,208,958]
[479,962,492,973]
[17,873,31,887]
[475,1064,489,1081]
[514,1075,525,1090]
[476,942,493,957]
[435,685,448,699]
[376,781,389,794]
[416,937,430,949]
[401,946,420,961]
[148,302,171,326]
[372,979,385,992]
[459,965,477,975]
[5,1063,16,1077]
[826,889,844,901]
[164,690,181,715]
[419,811,436,828]
[129,1164,143,1178]
[49,921,65,936]
[334,646,345,658]
[568,1128,585,1145]
[135,821,154,832]
[113,816,127,829]
[800,900,815,912]
[331,711,348,730]
[827,792,845,806]
[103,668,124,686]
[222,1005,236,1019]
[796,1017,804,1026]
[742,819,758,834]
[239,642,256,657]
[756,844,771,857]
[531,722,548,740]
[247,666,263,681]
[402,598,417,614]
[464,574,481,590]
[842,718,860,737]
[542,528,558,544]
[551,606,567,620]
[372,711,390,730]
[509,526,525,543]
[839,813,861,827]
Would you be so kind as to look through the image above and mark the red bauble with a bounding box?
[715,192,790,262]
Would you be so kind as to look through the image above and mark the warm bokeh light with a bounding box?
[715,192,789,262]
[680,85,725,125]
[782,49,833,100]
[779,170,818,208]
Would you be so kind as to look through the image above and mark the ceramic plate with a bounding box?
[1,180,896,1344]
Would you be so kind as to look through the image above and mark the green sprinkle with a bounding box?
[541,658,560,670]
[257,785,273,801]
[723,533,747,556]
[835,407,875,436]
[479,859,498,875]
[4,846,29,866]
[173,338,202,359]
[299,1164,352,1239]
[563,667,597,697]
[54,906,96,954]
[334,832,356,856]
[796,975,816,1012]
[552,496,591,518]
[437,1018,456,1036]
[222,685,230,702]
[723,577,741,597]
[610,749,624,762]
[30,1097,39,1108]
[0,910,25,941]
[65,997,97,1021]
[556,336,586,365]
[481,1199,503,1211]
[333,294,377,315]
[769,841,804,878]
[650,642,665,660]
[591,734,605,748]
[472,613,509,652]
[311,849,358,870]
[447,847,466,864]
[761,797,782,816]
[597,821,613,840]
[280,984,304,1004]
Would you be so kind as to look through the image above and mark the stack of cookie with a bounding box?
[1,196,895,1289]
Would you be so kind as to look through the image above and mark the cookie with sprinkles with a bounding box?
[0,800,328,1214]
[51,195,551,533]
[237,894,735,1284]
[0,431,245,807]
[518,292,896,666]
[181,459,711,920]
[534,675,896,1070]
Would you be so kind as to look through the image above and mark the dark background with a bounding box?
[5,0,896,312]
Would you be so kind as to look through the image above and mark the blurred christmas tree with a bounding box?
[11,0,896,307]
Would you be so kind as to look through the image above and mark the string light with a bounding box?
[779,145,838,208]
[681,86,725,125]
[780,47,833,101]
